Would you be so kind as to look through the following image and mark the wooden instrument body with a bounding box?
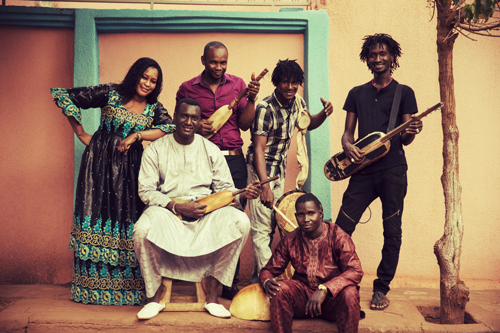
[324,132,390,181]
[324,102,444,182]
[204,68,268,140]
[204,105,232,140]
[173,175,279,220]
[229,283,270,321]
[195,190,235,214]
[296,112,311,130]
[173,190,235,220]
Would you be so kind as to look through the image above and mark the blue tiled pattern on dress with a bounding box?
[68,213,138,268]
[71,258,145,305]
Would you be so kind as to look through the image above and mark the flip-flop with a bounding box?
[137,302,165,320]
[205,302,231,318]
[370,291,390,311]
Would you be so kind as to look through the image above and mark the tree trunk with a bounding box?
[433,0,469,325]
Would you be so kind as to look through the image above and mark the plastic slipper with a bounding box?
[137,302,165,320]
[205,302,231,318]
[370,291,390,310]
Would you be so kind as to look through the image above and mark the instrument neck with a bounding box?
[228,68,268,110]
[231,174,279,196]
[381,102,443,143]
[381,121,411,143]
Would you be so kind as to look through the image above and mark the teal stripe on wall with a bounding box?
[0,6,75,29]
[0,6,332,219]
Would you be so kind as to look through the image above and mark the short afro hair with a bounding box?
[174,98,201,115]
[203,41,228,58]
[295,192,323,213]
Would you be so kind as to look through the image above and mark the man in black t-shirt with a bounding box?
[335,33,423,311]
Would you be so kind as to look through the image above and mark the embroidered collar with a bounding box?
[302,222,328,244]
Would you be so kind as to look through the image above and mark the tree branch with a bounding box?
[451,0,467,11]
[455,27,478,41]
[458,21,500,31]
[460,29,500,36]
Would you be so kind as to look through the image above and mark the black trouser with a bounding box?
[335,165,407,295]
[225,154,248,286]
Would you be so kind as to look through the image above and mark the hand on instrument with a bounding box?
[260,183,274,209]
[264,277,283,298]
[118,133,138,155]
[305,289,327,317]
[198,119,215,136]
[247,73,260,100]
[320,97,333,117]
[177,202,207,219]
[405,117,423,135]
[343,142,364,164]
[243,180,262,200]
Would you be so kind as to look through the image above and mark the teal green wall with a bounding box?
[0,6,332,219]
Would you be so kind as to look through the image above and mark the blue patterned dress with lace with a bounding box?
[51,84,175,305]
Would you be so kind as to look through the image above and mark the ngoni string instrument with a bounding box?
[204,68,269,139]
[174,175,279,220]
[324,102,444,182]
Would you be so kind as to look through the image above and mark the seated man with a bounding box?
[260,193,364,333]
[133,98,261,320]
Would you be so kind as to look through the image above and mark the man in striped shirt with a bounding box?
[246,59,333,283]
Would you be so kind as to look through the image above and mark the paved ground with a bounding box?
[1,283,499,332]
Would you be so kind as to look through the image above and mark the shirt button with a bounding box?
[375,99,378,101]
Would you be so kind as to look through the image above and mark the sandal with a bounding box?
[370,291,390,310]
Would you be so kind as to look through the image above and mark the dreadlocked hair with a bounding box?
[271,59,304,87]
[359,33,402,75]
[116,57,163,105]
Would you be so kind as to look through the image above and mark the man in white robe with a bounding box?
[133,98,261,320]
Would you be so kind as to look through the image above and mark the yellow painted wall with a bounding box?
[317,0,500,289]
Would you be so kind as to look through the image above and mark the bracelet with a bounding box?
[247,96,257,103]
[171,202,177,215]
[137,132,142,141]
[263,278,271,289]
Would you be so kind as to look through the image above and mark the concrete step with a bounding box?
[1,284,499,333]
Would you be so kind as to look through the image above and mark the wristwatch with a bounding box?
[318,284,328,293]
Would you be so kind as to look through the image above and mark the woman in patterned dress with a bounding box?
[51,57,175,305]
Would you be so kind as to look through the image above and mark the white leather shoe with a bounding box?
[137,302,165,320]
[204,303,231,318]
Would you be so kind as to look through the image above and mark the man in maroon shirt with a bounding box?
[176,41,260,299]
[261,193,364,333]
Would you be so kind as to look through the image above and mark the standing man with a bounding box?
[133,98,261,320]
[246,59,333,283]
[334,33,423,311]
[261,193,364,333]
[176,41,260,299]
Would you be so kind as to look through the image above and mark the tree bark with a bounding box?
[433,0,469,325]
